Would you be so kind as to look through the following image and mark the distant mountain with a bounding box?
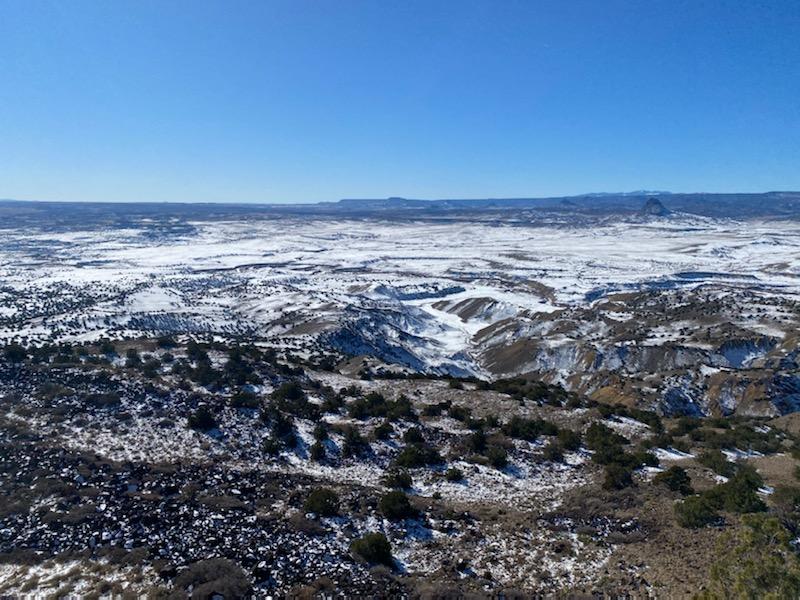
[584,190,672,197]
[1,191,799,228]
[329,191,800,218]
[640,198,671,217]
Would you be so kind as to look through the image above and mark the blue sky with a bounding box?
[1,0,798,203]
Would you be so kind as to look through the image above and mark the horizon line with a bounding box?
[2,190,799,207]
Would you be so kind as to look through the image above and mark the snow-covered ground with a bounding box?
[0,215,798,378]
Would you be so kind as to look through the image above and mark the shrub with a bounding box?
[3,344,26,363]
[174,558,251,599]
[309,440,325,461]
[486,446,508,469]
[633,449,659,467]
[585,422,628,450]
[445,467,464,482]
[448,405,471,422]
[313,423,329,441]
[698,515,800,599]
[342,426,370,458]
[772,485,800,531]
[350,533,393,566]
[501,415,558,441]
[262,436,282,456]
[382,470,413,489]
[403,427,425,445]
[488,377,570,405]
[187,405,216,431]
[262,409,297,448]
[671,416,702,437]
[697,449,736,478]
[597,403,664,433]
[542,441,564,462]
[379,491,417,520]
[272,381,305,402]
[603,463,634,490]
[705,468,766,514]
[348,392,415,422]
[654,466,693,495]
[271,382,319,420]
[422,401,450,417]
[394,444,442,468]
[230,390,259,409]
[156,335,176,349]
[373,420,393,440]
[468,429,487,453]
[98,340,116,355]
[125,348,141,367]
[304,488,339,517]
[675,494,720,528]
[691,424,781,455]
[557,429,582,451]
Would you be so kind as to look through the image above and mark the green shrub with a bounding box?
[262,436,282,456]
[304,488,339,517]
[187,405,216,431]
[272,381,305,402]
[422,402,448,417]
[633,449,659,467]
[403,427,425,444]
[603,463,634,490]
[542,441,564,462]
[771,485,800,531]
[705,468,766,514]
[698,515,800,599]
[348,392,416,422]
[675,495,719,528]
[585,422,628,450]
[487,378,570,405]
[654,466,693,495]
[174,559,251,599]
[262,408,296,447]
[350,533,393,566]
[501,415,558,441]
[691,424,781,455]
[597,404,664,433]
[671,416,702,437]
[342,426,369,458]
[309,440,325,461]
[373,420,393,440]
[313,423,328,441]
[379,491,417,520]
[394,444,442,468]
[448,404,471,422]
[486,446,508,469]
[3,344,27,363]
[468,429,487,453]
[697,449,736,478]
[445,467,464,482]
[382,470,413,489]
[125,348,141,367]
[230,390,259,409]
[156,335,176,349]
[557,429,582,451]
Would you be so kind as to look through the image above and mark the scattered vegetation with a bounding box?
[379,491,417,520]
[303,488,340,517]
[350,533,393,567]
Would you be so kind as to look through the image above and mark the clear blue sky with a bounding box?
[1,0,799,203]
